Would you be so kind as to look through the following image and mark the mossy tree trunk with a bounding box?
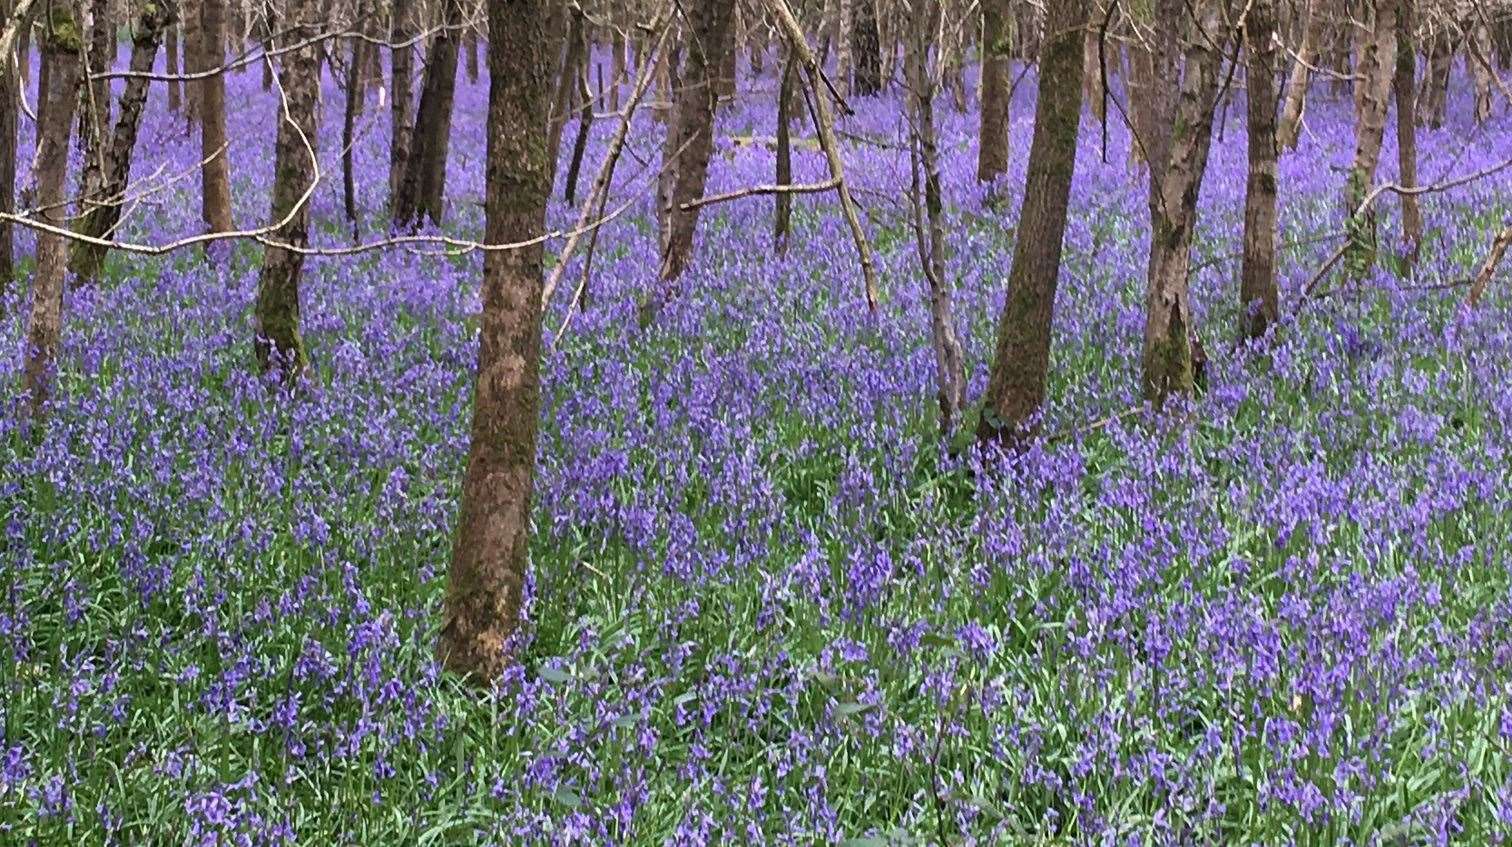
[977,0,1085,447]
[1139,0,1230,404]
[1240,0,1280,341]
[253,0,321,377]
[439,0,551,686]
[22,7,82,422]
[976,0,1012,183]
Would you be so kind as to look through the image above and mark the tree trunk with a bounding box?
[258,0,272,90]
[774,50,795,251]
[1140,0,1228,403]
[851,0,881,95]
[1393,0,1421,260]
[836,0,852,97]
[1470,23,1494,124]
[165,15,181,111]
[977,0,1084,446]
[0,0,16,287]
[658,0,735,283]
[70,0,172,283]
[564,60,593,205]
[977,0,1011,182]
[1420,29,1449,127]
[394,0,462,228]
[22,9,82,422]
[1343,0,1395,276]
[82,0,111,156]
[465,24,479,84]
[1082,4,1105,122]
[1240,0,1280,341]
[181,0,200,125]
[342,30,360,238]
[1276,0,1321,148]
[254,0,321,376]
[905,0,967,436]
[547,4,587,189]
[389,0,413,210]
[439,0,551,686]
[199,0,233,233]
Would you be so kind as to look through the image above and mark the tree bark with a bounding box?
[977,0,1085,446]
[81,0,111,159]
[774,50,795,251]
[0,0,16,288]
[1393,0,1421,260]
[851,0,881,95]
[439,0,551,686]
[1420,29,1449,127]
[165,13,182,110]
[181,0,200,125]
[546,6,586,187]
[70,0,172,283]
[836,0,852,97]
[1343,0,1395,276]
[389,0,413,210]
[1276,0,1322,149]
[1140,0,1228,403]
[658,0,735,283]
[254,0,321,376]
[393,0,462,228]
[342,28,360,238]
[905,0,966,436]
[22,8,82,422]
[1240,0,1280,340]
[564,60,593,205]
[977,0,1012,182]
[1470,23,1494,124]
[199,0,233,233]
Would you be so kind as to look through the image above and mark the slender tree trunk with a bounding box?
[0,0,16,287]
[1470,23,1494,124]
[836,0,852,97]
[564,60,593,205]
[1240,0,1280,340]
[905,0,966,436]
[1393,0,1421,260]
[1276,0,1322,148]
[342,31,360,238]
[465,23,479,84]
[389,0,413,210]
[254,0,321,376]
[82,0,111,156]
[1082,3,1106,122]
[258,0,272,90]
[547,4,586,185]
[1420,29,1449,127]
[852,0,881,95]
[439,0,551,686]
[165,15,182,110]
[394,0,462,228]
[199,0,233,233]
[774,50,795,251]
[181,0,200,125]
[977,0,1011,182]
[1343,0,1396,276]
[658,0,735,284]
[977,0,1085,446]
[1140,0,1228,403]
[70,0,172,283]
[22,10,82,422]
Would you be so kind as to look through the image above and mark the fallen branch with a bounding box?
[678,178,840,212]
[1467,224,1512,308]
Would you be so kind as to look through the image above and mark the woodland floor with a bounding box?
[3,57,1512,845]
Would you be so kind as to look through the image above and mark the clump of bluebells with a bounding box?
[3,48,1512,846]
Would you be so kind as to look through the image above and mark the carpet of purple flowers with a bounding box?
[2,50,1512,845]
